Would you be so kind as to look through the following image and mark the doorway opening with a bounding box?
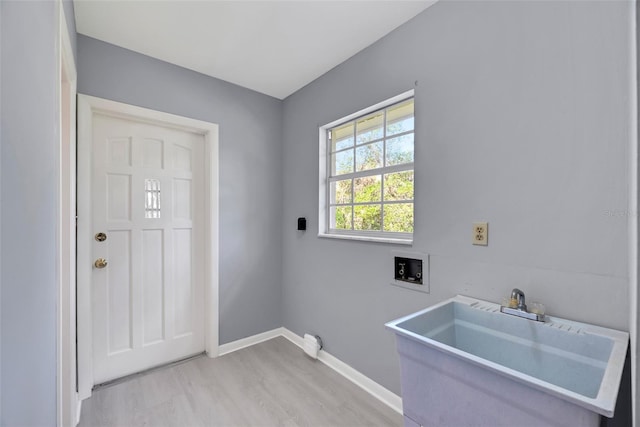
[76,95,220,400]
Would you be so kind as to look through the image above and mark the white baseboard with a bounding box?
[281,329,402,414]
[280,328,305,347]
[224,327,403,414]
[218,327,286,356]
[318,346,403,414]
[75,397,82,426]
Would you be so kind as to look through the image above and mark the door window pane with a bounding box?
[145,179,161,219]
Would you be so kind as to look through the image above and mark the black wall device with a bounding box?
[297,217,307,231]
[394,256,423,285]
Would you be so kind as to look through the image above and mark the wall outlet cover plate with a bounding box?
[472,222,488,246]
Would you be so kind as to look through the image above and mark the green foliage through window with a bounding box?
[327,97,414,236]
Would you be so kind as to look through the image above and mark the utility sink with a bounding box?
[386,295,629,427]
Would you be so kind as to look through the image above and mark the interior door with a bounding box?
[91,113,205,384]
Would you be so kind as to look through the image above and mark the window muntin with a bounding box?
[326,97,414,239]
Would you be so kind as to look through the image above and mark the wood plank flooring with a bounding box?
[79,336,403,426]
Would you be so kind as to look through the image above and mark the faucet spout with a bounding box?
[500,288,544,322]
[510,288,527,311]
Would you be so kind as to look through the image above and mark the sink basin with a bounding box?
[386,295,628,426]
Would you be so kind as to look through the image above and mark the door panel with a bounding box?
[92,114,205,384]
[106,229,132,355]
[142,229,164,345]
[173,228,193,337]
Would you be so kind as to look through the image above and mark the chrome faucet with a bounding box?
[511,288,527,311]
[500,288,544,322]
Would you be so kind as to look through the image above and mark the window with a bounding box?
[144,178,161,218]
[319,91,414,243]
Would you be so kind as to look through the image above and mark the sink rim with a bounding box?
[385,295,629,417]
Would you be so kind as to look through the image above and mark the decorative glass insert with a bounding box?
[145,179,161,219]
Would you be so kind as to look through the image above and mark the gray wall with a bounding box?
[1,3,3,423]
[282,0,634,394]
[62,0,77,62]
[0,1,77,424]
[77,35,284,345]
[636,1,639,423]
[0,1,634,423]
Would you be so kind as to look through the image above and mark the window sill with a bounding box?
[318,232,413,245]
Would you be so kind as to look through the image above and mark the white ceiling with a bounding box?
[74,0,436,99]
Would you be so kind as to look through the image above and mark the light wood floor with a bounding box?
[79,336,403,426]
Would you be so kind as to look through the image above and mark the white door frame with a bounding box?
[57,2,78,426]
[76,95,220,400]
[630,4,638,425]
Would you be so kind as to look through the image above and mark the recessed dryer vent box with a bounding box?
[391,251,429,294]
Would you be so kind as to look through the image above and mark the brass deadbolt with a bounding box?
[94,258,108,269]
[95,232,107,242]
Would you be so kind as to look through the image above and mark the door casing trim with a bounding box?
[57,2,78,425]
[76,94,220,399]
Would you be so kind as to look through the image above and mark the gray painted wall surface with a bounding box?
[636,2,639,423]
[1,1,64,424]
[0,3,3,423]
[282,0,634,394]
[62,0,77,62]
[77,35,284,345]
[0,1,633,422]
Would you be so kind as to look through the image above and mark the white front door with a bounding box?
[91,113,205,384]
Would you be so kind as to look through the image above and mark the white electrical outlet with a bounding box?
[473,222,488,246]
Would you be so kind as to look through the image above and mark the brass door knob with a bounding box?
[94,258,108,269]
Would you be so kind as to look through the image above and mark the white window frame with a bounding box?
[318,90,415,245]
